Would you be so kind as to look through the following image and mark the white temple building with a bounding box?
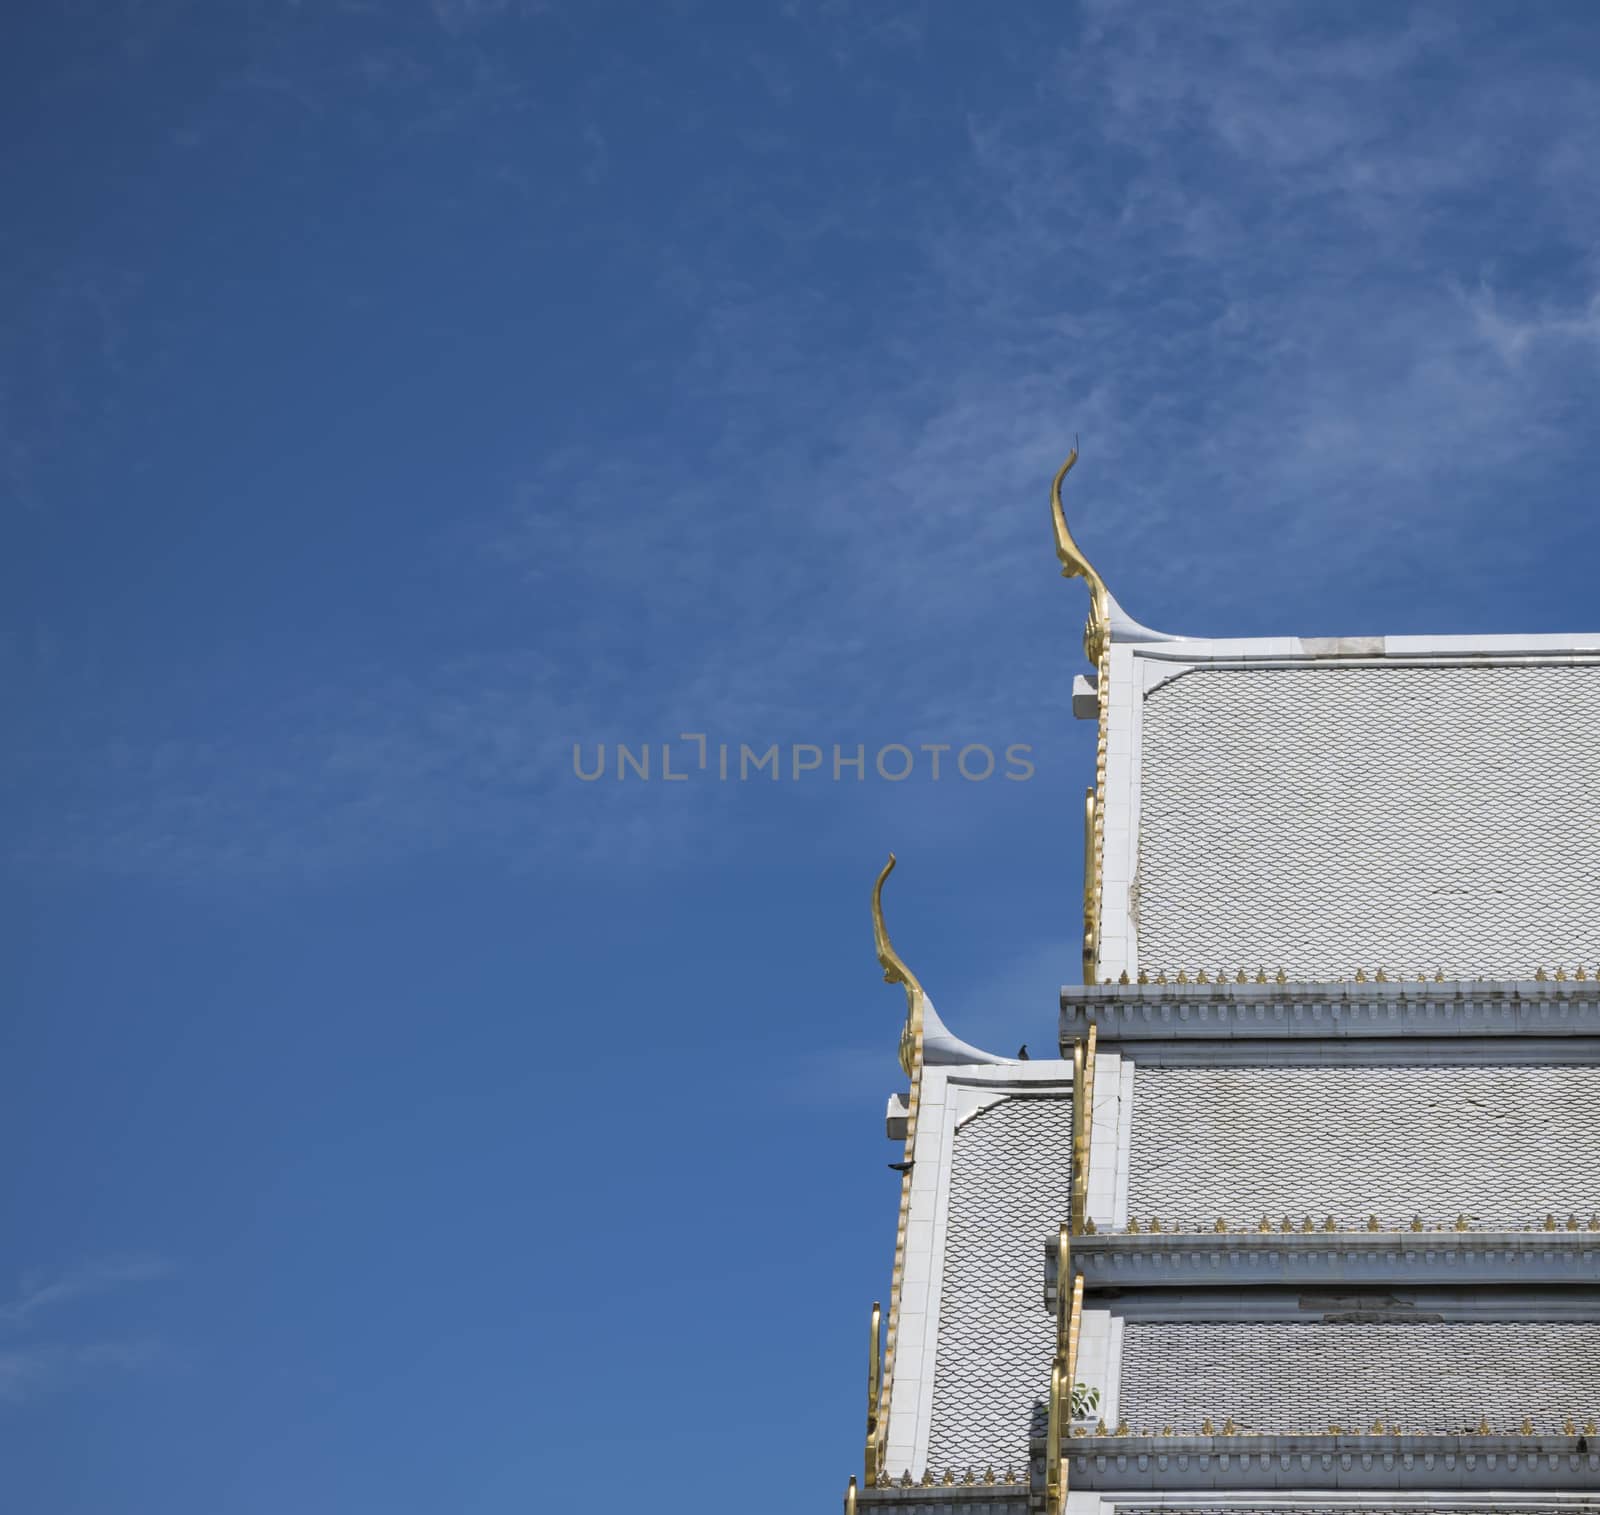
[846,449,1600,1514]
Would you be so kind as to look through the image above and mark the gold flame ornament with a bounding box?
[1050,441,1113,664]
[872,854,925,1079]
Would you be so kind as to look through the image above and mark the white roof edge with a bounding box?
[1122,630,1600,660]
[921,994,1016,1067]
[1105,587,1185,647]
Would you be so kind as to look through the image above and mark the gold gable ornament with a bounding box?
[866,855,925,1486]
[872,854,925,1080]
[1050,441,1110,665]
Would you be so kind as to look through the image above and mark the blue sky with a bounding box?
[5,2,1600,1510]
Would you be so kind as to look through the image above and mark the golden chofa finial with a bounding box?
[872,854,925,1079]
[1051,440,1112,665]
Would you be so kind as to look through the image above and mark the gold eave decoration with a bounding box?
[865,852,926,1485]
[1070,1025,1098,1232]
[872,853,925,1079]
[864,1300,881,1483]
[1051,438,1180,662]
[1053,442,1180,985]
[1054,445,1113,985]
[1051,441,1113,665]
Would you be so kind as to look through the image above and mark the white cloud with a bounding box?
[0,1255,171,1329]
[0,1340,162,1405]
[1466,285,1600,370]
[0,1257,170,1405]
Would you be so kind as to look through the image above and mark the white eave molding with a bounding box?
[1060,979,1600,1043]
[1044,1229,1600,1293]
[1060,1435,1600,1492]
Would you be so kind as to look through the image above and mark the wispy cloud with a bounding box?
[0,1339,163,1406]
[1466,284,1600,370]
[0,1256,171,1330]
[0,1257,171,1405]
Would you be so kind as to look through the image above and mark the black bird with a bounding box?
[888,1160,914,1173]
[1017,1044,1030,1060]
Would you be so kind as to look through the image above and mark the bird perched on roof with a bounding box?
[888,1160,914,1174]
[1017,1044,1030,1060]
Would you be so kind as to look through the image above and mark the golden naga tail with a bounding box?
[872,853,924,1078]
[1050,440,1112,664]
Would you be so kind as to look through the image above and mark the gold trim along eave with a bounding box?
[1053,447,1112,985]
[1070,1025,1097,1232]
[866,854,927,1484]
[864,1300,881,1482]
[1046,1272,1086,1515]
[1052,443,1183,985]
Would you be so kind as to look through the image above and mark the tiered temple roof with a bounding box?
[844,451,1600,1515]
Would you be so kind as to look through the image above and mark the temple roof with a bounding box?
[1116,1316,1600,1437]
[1086,634,1600,987]
[1121,1058,1600,1234]
[849,462,1600,1510]
[925,1094,1072,1474]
